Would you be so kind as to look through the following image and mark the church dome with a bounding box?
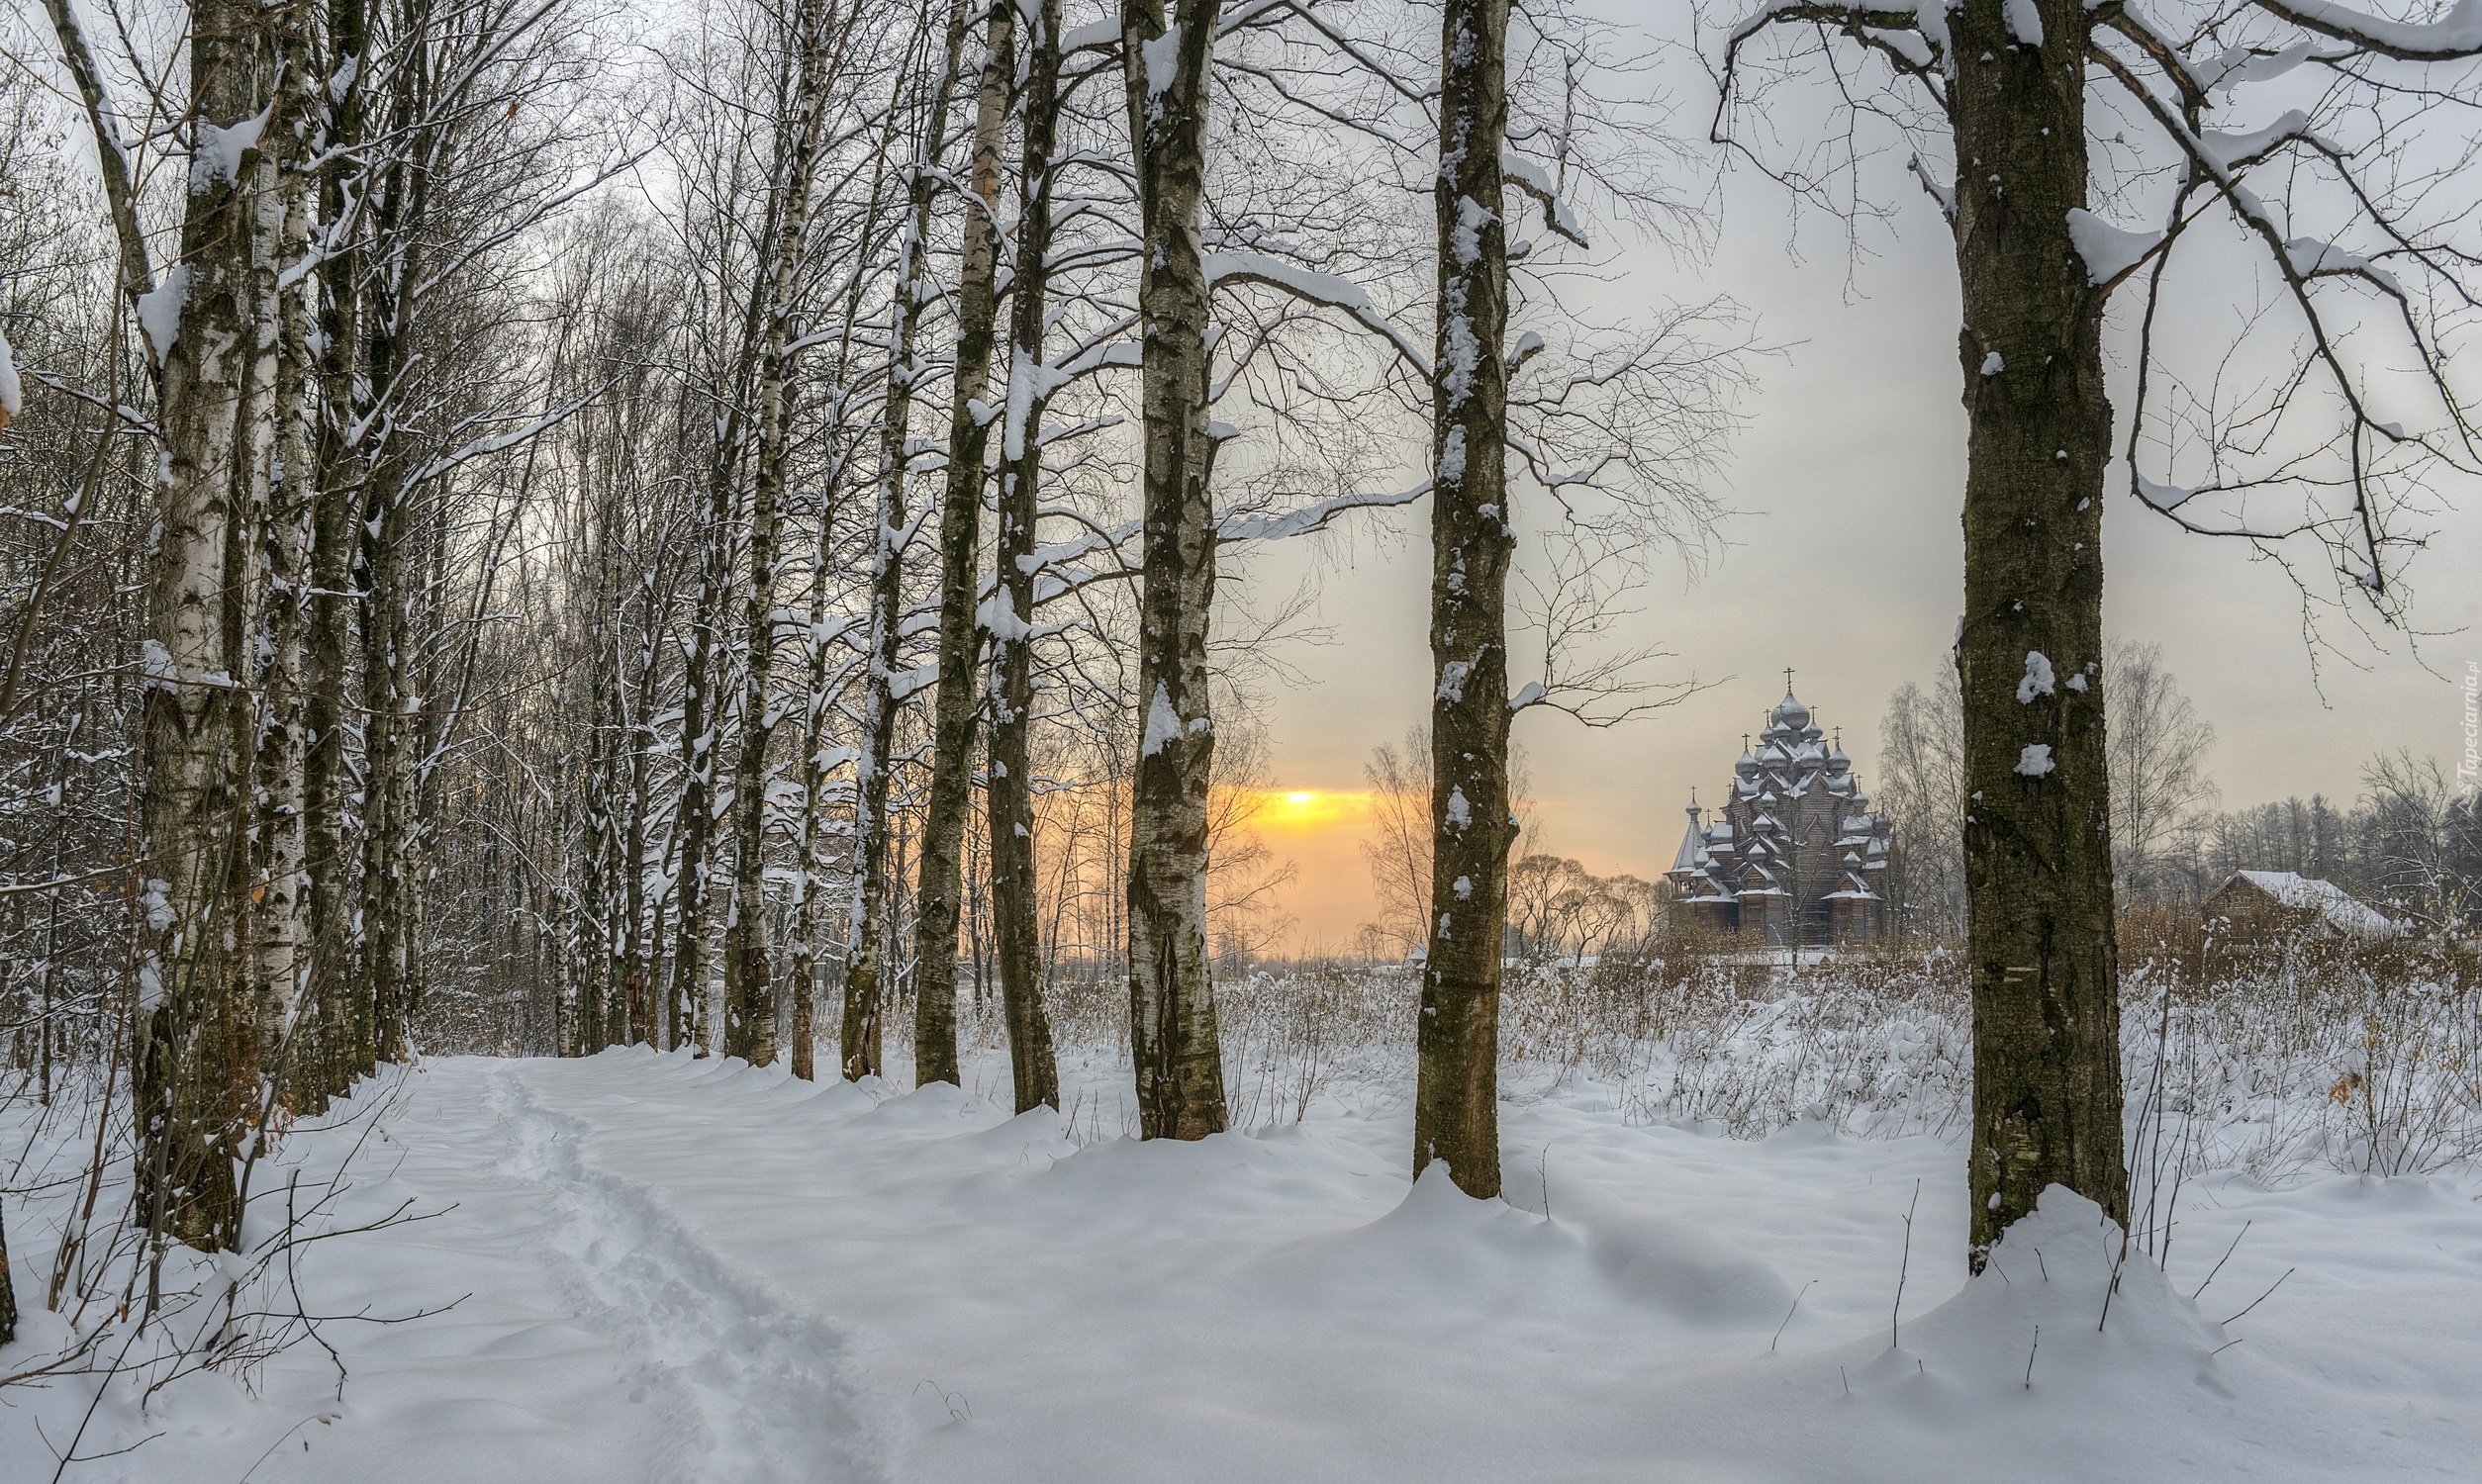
[1770,692,1811,728]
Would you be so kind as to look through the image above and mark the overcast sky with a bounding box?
[1229,146,2482,953]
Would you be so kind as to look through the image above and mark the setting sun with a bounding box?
[1248,786,1371,834]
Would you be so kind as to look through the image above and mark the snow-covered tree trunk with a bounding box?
[251,7,322,1089]
[1949,0,2125,1265]
[351,33,443,1070]
[840,18,964,1082]
[622,608,661,1046]
[1413,0,1513,1200]
[987,0,1064,1114]
[359,470,416,1062]
[137,0,283,1250]
[1120,0,1227,1141]
[299,0,371,1104]
[908,2,1014,1089]
[669,486,730,1053]
[789,451,847,1080]
[723,0,835,1069]
[579,469,629,1052]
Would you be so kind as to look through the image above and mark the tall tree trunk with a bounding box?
[353,11,430,1068]
[301,0,370,1104]
[1952,0,2125,1265]
[359,473,415,1062]
[788,447,848,1080]
[579,466,625,1053]
[1413,0,1513,1200]
[672,125,787,1057]
[622,622,655,1046]
[987,0,1063,1114]
[671,392,752,1052]
[842,13,966,1083]
[1120,0,1227,1141]
[137,0,282,1251]
[253,5,321,1095]
[722,1,835,1068]
[908,2,1015,1088]
[670,542,724,1053]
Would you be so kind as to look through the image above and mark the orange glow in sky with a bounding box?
[1250,787,1371,833]
[1238,788,1381,950]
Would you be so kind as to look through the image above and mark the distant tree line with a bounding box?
[1874,645,2480,939]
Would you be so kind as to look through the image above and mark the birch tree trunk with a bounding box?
[672,281,770,1053]
[789,448,847,1079]
[841,14,966,1083]
[1413,0,1513,1199]
[670,494,728,1052]
[353,30,432,1068]
[301,0,370,1102]
[580,459,628,1052]
[722,0,835,1068]
[908,2,1015,1088]
[986,0,1064,1114]
[252,7,321,1091]
[359,469,415,1062]
[137,0,282,1251]
[1951,0,2125,1265]
[623,606,661,1045]
[1120,0,1227,1140]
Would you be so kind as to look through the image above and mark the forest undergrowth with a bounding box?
[940,922,2481,1186]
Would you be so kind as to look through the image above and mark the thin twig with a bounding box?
[2221,1266,2295,1327]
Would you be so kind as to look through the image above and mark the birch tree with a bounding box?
[1122,0,1229,1139]
[127,0,283,1252]
[988,0,1069,1114]
[721,0,845,1067]
[842,9,968,1081]
[909,0,1016,1090]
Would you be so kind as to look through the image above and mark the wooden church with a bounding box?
[1664,680,1895,946]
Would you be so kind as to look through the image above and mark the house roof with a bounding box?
[2218,871,2394,936]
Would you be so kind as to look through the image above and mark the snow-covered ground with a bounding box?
[7,1043,2480,1482]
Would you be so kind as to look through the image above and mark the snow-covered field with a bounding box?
[7,1036,2479,1483]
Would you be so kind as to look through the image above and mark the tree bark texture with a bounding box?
[138,0,282,1251]
[723,3,833,1068]
[908,2,1015,1089]
[789,446,845,1080]
[842,13,966,1082]
[252,3,321,1093]
[1951,0,2127,1264]
[358,468,416,1064]
[1413,0,1513,1200]
[1120,0,1228,1141]
[351,32,434,1069]
[986,0,1064,1114]
[299,0,371,1104]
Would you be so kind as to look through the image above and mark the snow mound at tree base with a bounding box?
[1649,1186,2267,1481]
[1271,1161,1799,1328]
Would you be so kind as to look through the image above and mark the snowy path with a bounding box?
[11,1047,2482,1482]
[486,1065,884,1483]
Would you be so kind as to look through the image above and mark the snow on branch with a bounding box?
[1214,481,1430,543]
[1203,250,1432,377]
[2064,209,2165,287]
[2249,0,2482,60]
[1501,152,1589,248]
[408,381,611,487]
